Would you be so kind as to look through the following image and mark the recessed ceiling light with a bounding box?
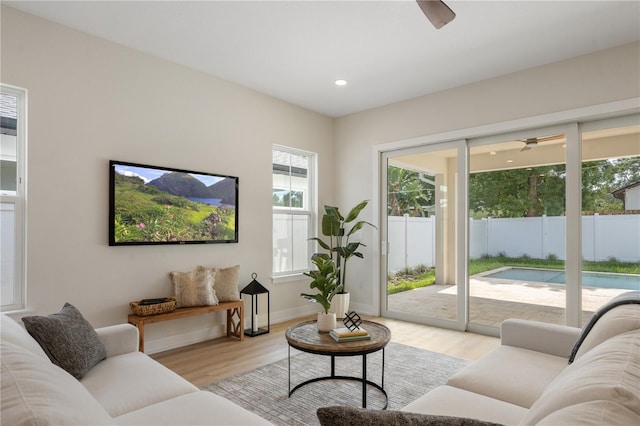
[490,151,496,155]
[334,79,348,87]
[506,159,514,163]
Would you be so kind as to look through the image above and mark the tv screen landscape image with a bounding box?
[109,160,238,245]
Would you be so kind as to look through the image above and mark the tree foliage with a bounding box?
[387,166,434,217]
[388,157,640,218]
[470,157,640,218]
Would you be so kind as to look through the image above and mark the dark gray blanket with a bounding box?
[568,290,640,363]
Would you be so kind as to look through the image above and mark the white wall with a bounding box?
[626,186,640,210]
[334,42,640,313]
[1,6,333,352]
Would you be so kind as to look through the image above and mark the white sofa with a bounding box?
[317,293,640,425]
[400,299,640,425]
[0,314,272,425]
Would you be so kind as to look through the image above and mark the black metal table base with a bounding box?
[288,347,388,409]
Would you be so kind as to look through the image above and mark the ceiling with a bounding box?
[6,1,640,117]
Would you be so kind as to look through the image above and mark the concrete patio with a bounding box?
[387,274,633,328]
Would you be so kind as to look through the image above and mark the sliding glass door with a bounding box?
[579,118,640,325]
[467,128,568,330]
[378,113,639,334]
[381,141,466,329]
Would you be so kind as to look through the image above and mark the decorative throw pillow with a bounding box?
[317,406,504,426]
[196,265,241,302]
[568,290,640,363]
[21,303,107,379]
[211,265,241,302]
[170,267,218,308]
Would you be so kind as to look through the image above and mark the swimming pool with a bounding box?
[484,267,640,290]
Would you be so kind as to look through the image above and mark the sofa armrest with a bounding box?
[501,318,581,358]
[95,324,139,357]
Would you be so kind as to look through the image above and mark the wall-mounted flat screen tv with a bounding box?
[109,160,238,246]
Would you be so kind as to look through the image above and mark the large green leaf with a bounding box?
[324,205,343,221]
[322,214,342,237]
[346,220,376,236]
[309,237,331,251]
[345,200,369,223]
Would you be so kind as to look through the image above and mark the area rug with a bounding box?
[203,342,469,425]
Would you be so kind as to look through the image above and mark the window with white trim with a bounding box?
[272,146,315,276]
[1,85,26,311]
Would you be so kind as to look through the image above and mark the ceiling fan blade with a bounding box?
[536,134,565,143]
[520,145,532,152]
[416,0,456,29]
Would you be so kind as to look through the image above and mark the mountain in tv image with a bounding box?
[112,171,237,244]
[148,172,236,206]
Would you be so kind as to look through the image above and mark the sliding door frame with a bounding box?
[379,141,467,331]
[466,123,577,335]
[372,98,639,334]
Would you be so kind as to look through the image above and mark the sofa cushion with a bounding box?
[1,341,115,425]
[21,303,107,379]
[402,385,527,426]
[80,351,198,417]
[535,400,640,426]
[0,314,49,360]
[115,391,272,425]
[569,290,640,363]
[317,405,503,426]
[170,268,218,308]
[521,330,640,425]
[95,323,140,357]
[573,304,640,361]
[446,345,567,408]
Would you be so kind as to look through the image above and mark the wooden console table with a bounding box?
[128,300,244,352]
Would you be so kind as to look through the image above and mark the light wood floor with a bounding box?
[152,315,500,388]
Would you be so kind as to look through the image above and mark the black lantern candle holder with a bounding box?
[240,273,270,337]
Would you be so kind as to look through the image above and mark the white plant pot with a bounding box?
[316,312,337,333]
[329,293,350,319]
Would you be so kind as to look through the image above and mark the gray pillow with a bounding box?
[317,406,503,426]
[22,303,107,379]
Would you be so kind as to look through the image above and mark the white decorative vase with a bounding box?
[316,312,337,332]
[329,293,350,319]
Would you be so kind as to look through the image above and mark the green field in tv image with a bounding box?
[112,167,237,244]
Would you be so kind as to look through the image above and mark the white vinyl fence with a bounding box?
[388,216,436,272]
[388,214,640,273]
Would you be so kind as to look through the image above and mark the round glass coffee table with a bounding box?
[285,319,391,409]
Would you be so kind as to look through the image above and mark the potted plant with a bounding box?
[301,254,342,332]
[310,200,376,318]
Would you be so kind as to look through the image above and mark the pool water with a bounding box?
[484,267,640,290]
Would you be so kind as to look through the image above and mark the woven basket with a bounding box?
[130,297,176,317]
